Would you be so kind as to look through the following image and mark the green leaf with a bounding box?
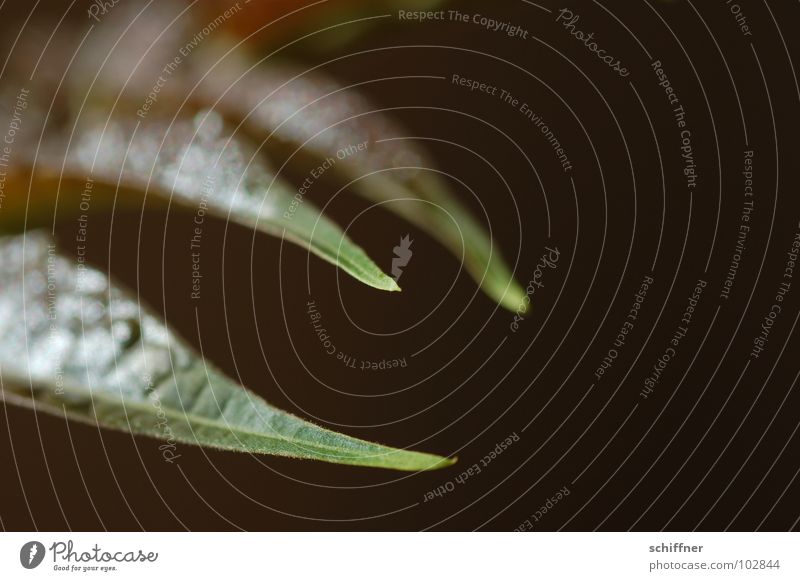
[193,43,526,311]
[0,232,453,470]
[4,111,398,292]
[58,4,525,311]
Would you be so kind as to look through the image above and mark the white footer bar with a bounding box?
[1,532,797,580]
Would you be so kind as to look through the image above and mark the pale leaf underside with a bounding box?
[0,233,453,470]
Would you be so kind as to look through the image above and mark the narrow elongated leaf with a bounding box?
[3,111,398,292]
[0,232,453,470]
[60,3,525,311]
[192,41,527,312]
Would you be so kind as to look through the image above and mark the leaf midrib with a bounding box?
[2,371,413,462]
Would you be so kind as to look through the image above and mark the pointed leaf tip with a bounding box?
[0,232,451,471]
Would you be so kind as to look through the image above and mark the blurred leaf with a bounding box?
[193,41,526,311]
[3,111,398,292]
[0,232,453,470]
[61,2,525,311]
[204,0,450,53]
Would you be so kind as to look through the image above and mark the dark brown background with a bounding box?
[1,0,799,531]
